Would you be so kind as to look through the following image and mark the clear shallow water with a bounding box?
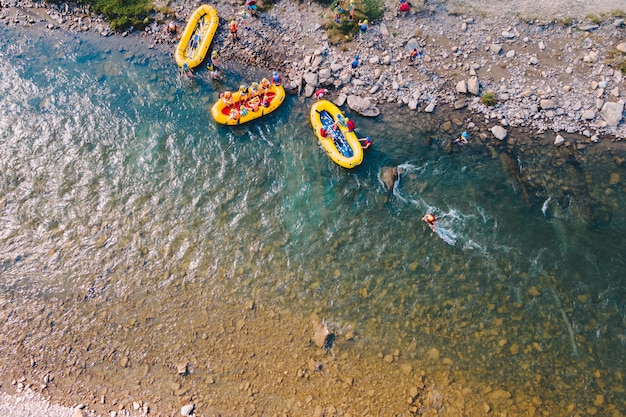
[1,27,626,414]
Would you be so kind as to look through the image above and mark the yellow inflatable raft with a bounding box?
[211,82,286,125]
[174,4,219,69]
[310,100,364,169]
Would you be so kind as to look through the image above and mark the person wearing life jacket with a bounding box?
[399,0,410,13]
[315,88,329,100]
[247,96,260,112]
[207,64,220,80]
[210,51,220,70]
[249,82,260,99]
[422,213,437,232]
[228,107,241,122]
[238,84,249,104]
[221,91,234,106]
[348,0,356,21]
[359,136,372,149]
[180,62,193,78]
[346,118,355,131]
[166,22,179,37]
[272,71,282,86]
[229,19,239,40]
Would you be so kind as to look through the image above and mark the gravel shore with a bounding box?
[1,0,626,416]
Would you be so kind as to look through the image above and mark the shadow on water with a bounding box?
[1,26,626,415]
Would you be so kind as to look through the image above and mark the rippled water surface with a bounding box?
[1,27,625,414]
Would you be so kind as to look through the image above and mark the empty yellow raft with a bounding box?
[310,100,363,169]
[174,4,219,69]
[211,83,286,125]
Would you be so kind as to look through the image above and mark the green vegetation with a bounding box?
[480,91,497,107]
[607,48,626,75]
[90,0,154,30]
[316,0,383,44]
[557,17,574,27]
[610,9,626,18]
[44,0,155,31]
[586,13,603,24]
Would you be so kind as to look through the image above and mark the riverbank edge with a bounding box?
[3,0,626,152]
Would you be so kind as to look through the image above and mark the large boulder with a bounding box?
[347,95,380,117]
[491,125,508,140]
[303,72,319,88]
[600,100,624,126]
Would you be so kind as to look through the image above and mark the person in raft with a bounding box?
[315,88,329,100]
[272,71,283,86]
[422,213,437,232]
[228,107,241,122]
[238,84,249,104]
[320,121,339,138]
[359,136,372,149]
[221,91,234,106]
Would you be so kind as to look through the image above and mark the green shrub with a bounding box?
[481,91,497,107]
[361,0,383,21]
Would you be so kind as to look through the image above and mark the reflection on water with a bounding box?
[1,27,626,415]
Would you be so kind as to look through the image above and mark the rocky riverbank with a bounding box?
[3,0,626,147]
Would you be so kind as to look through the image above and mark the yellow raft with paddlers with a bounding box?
[174,4,219,69]
[211,77,286,125]
[310,100,363,169]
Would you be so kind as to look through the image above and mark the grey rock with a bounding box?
[424,101,436,113]
[405,38,420,52]
[180,404,195,416]
[456,80,467,93]
[540,99,556,109]
[453,99,467,109]
[489,44,502,54]
[347,95,380,117]
[554,135,565,146]
[600,101,624,126]
[491,125,508,140]
[334,93,347,107]
[581,109,596,120]
[578,24,599,31]
[467,76,480,95]
[303,72,319,87]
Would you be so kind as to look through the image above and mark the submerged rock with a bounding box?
[380,166,399,190]
[312,318,333,349]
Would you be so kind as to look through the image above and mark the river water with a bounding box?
[1,27,625,415]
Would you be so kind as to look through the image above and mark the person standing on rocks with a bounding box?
[349,0,356,21]
[229,19,239,41]
[358,19,368,39]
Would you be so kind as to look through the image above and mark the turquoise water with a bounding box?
[1,27,626,414]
